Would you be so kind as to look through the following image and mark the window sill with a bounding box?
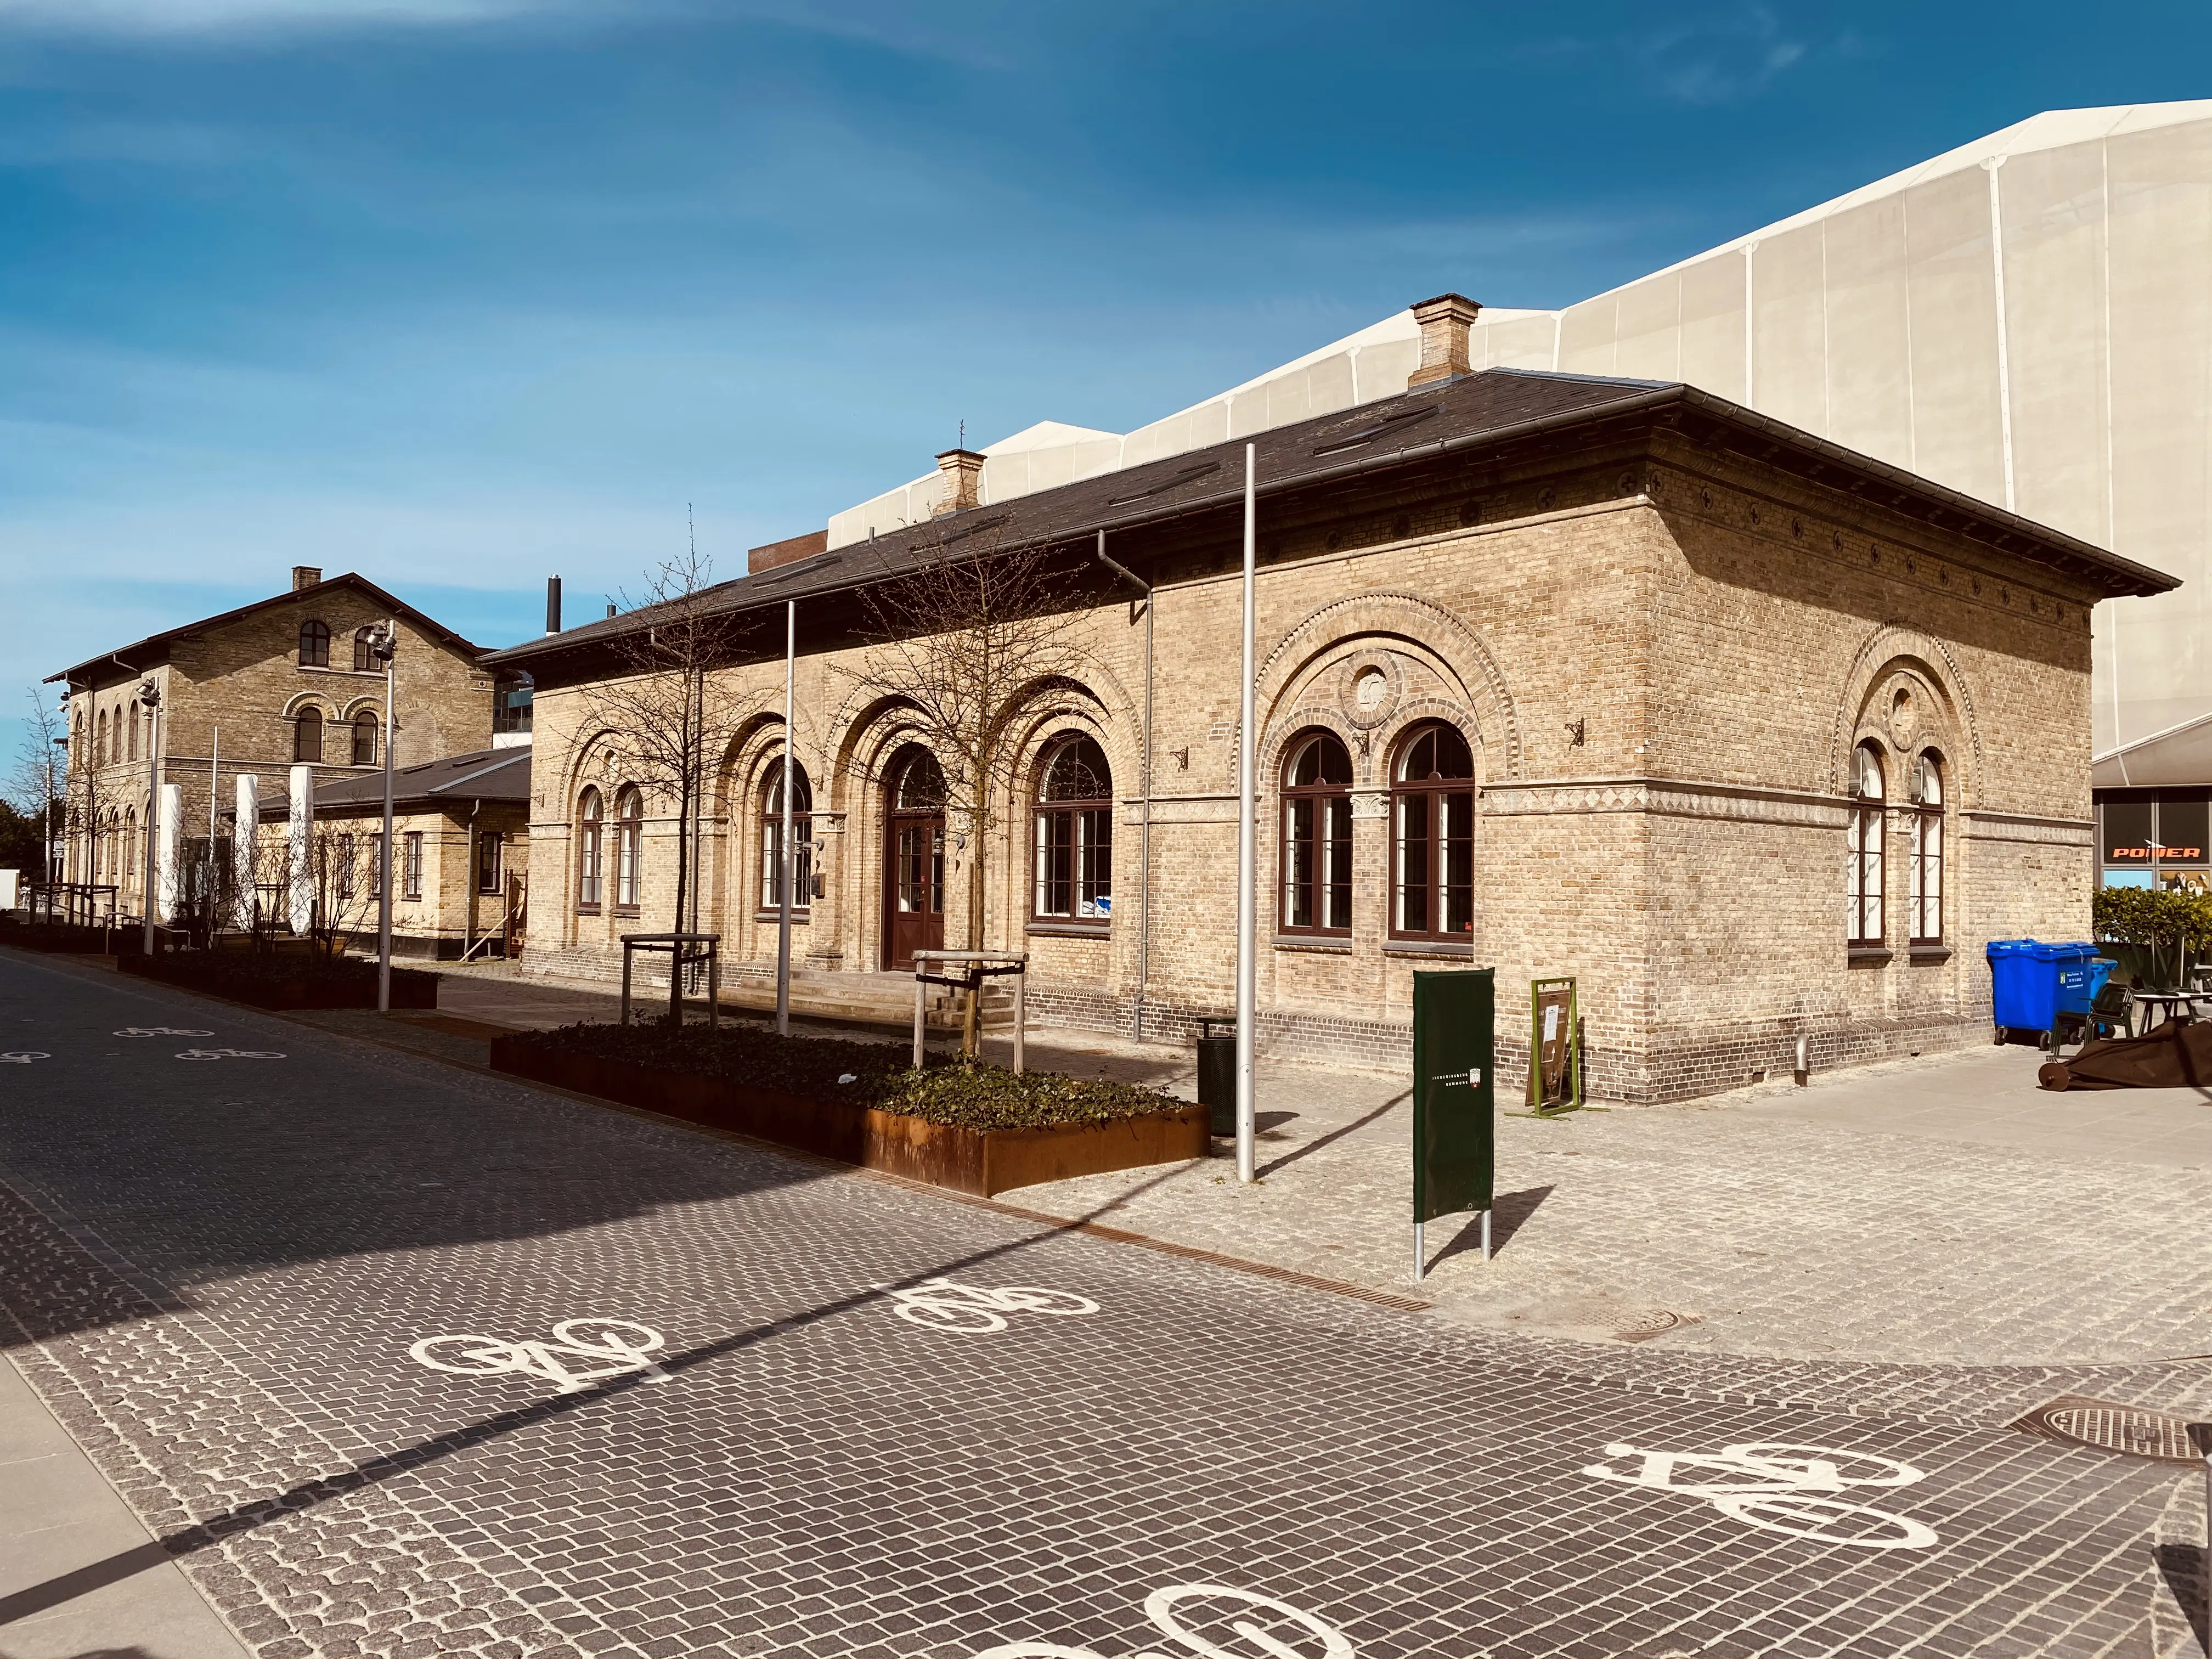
[576,904,602,916]
[297,664,384,678]
[753,910,812,926]
[1847,946,1892,966]
[1385,936,1479,958]
[1273,934,1351,954]
[613,907,641,918]
[1026,920,1110,938]
[1908,943,1951,963]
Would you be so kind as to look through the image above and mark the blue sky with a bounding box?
[4,0,2209,771]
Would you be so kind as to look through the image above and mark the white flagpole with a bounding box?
[377,629,396,1012]
[1236,442,1257,1183]
[776,599,795,1036]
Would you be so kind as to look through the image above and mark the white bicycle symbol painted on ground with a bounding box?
[1582,1441,1939,1549]
[174,1047,286,1060]
[114,1027,213,1037]
[409,1318,674,1396]
[970,1583,1352,1658]
[873,1277,1100,1334]
[0,1052,52,1064]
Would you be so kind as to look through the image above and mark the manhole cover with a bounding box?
[1612,1309,1691,1342]
[2011,1396,2206,1463]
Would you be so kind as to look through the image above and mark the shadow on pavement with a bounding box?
[1432,1184,1554,1268]
[0,950,958,1349]
[0,1161,1192,1630]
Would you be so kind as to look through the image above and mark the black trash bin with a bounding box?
[1197,1018,1237,1137]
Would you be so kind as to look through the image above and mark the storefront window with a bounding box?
[2101,795,2211,893]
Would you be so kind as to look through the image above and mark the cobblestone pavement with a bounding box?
[0,949,2203,1658]
[334,962,2212,1369]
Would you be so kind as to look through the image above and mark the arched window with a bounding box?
[352,710,377,766]
[1281,730,1353,935]
[123,806,137,895]
[576,787,603,909]
[294,707,324,764]
[299,619,331,668]
[95,708,108,768]
[1391,723,1475,939]
[1910,751,1944,946]
[614,786,643,910]
[759,758,814,911]
[1848,741,1886,949]
[353,628,379,672]
[127,703,139,762]
[1033,735,1113,923]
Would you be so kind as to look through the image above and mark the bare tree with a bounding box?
[842,533,1091,1057]
[7,687,67,883]
[578,533,768,1024]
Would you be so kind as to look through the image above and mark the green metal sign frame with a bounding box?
[1410,967,1494,1279]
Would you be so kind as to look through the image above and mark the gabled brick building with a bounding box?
[490,300,2177,1101]
[48,567,510,921]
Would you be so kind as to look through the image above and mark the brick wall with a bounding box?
[518,432,2102,1102]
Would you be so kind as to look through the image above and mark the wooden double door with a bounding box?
[882,746,946,970]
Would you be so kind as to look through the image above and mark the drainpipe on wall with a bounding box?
[1094,532,1153,1043]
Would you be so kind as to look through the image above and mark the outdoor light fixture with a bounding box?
[137,679,162,955]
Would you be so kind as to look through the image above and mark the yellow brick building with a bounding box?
[48,567,519,925]
[489,306,2175,1101]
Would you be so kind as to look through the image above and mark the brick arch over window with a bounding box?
[820,661,1138,817]
[1255,591,1521,785]
[1829,624,1983,807]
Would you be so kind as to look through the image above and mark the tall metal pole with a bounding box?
[377,625,396,1012]
[139,681,161,955]
[207,725,219,932]
[1235,443,1258,1183]
[776,599,795,1037]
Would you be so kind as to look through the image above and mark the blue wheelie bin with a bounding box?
[1988,940,2106,1047]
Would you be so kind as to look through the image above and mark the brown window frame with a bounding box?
[1030,735,1113,927]
[402,831,424,901]
[1848,742,1886,949]
[351,710,377,766]
[352,628,379,672]
[476,830,504,896]
[575,787,603,912]
[1909,751,1944,946]
[613,786,642,912]
[294,707,324,764]
[758,758,813,918]
[1389,722,1476,942]
[298,619,331,668]
[1279,730,1353,937]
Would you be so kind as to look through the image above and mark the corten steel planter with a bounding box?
[119,953,438,1011]
[488,1037,1208,1198]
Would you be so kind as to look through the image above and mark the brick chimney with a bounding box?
[933,448,986,517]
[748,529,830,575]
[1406,292,1481,388]
[291,565,323,591]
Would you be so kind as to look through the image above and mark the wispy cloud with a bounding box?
[0,0,552,33]
[1511,5,1833,107]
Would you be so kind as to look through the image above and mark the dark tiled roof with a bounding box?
[487,366,2176,674]
[266,745,530,820]
[49,572,487,686]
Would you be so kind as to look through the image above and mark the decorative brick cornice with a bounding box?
[1960,810,2095,847]
[1480,775,1852,829]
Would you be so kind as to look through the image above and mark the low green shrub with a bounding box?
[511,1022,1178,1132]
